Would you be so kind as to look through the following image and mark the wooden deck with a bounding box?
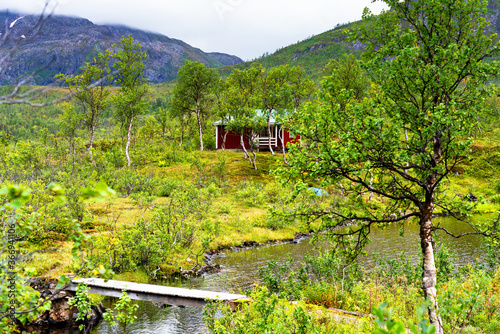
[67,278,249,308]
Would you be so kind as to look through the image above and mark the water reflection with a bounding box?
[362,214,487,266]
[95,301,206,334]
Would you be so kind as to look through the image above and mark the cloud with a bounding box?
[0,0,386,60]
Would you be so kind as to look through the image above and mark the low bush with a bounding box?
[235,181,265,206]
[203,286,327,334]
[109,169,163,197]
[84,185,214,275]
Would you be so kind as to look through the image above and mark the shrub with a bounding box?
[215,203,232,215]
[491,194,500,204]
[235,181,265,206]
[84,185,213,274]
[202,183,221,198]
[439,269,500,333]
[110,169,161,197]
[264,182,284,203]
[154,147,189,167]
[203,286,324,334]
[261,214,288,230]
[154,179,178,197]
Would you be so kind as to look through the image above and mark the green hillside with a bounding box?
[218,22,362,81]
[219,0,500,82]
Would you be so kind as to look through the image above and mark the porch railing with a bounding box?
[255,137,277,146]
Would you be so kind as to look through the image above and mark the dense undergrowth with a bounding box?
[204,247,500,333]
[5,139,499,282]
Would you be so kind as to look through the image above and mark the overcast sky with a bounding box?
[0,0,387,60]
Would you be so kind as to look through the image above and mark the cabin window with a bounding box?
[256,126,276,138]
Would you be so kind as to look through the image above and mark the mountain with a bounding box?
[221,1,500,82]
[0,11,243,85]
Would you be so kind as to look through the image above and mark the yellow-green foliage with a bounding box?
[210,268,500,334]
[438,268,500,333]
[488,267,500,295]
[204,286,374,334]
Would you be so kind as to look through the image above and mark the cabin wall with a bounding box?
[216,125,300,150]
[283,129,300,147]
[217,126,250,149]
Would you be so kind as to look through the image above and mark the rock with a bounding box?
[48,298,78,324]
[152,302,170,308]
[467,192,478,202]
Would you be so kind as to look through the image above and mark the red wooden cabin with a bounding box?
[213,119,300,150]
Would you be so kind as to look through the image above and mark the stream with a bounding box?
[88,215,489,334]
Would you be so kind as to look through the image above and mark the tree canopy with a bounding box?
[172,60,220,151]
[57,52,111,162]
[111,35,150,168]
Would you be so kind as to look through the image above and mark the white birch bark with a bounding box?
[125,115,133,168]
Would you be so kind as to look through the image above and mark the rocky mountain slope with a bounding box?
[0,11,243,85]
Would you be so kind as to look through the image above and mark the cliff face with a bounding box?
[0,11,243,85]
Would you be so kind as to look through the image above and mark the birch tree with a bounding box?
[58,103,82,179]
[112,35,150,168]
[172,61,220,151]
[258,65,291,154]
[277,1,500,333]
[277,65,316,164]
[57,53,111,163]
[221,66,262,169]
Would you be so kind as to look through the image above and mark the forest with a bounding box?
[1,0,500,333]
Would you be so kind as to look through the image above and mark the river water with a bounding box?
[91,215,490,334]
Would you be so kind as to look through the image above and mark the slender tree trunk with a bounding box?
[279,126,289,165]
[240,134,250,160]
[125,115,133,168]
[89,125,96,164]
[339,182,345,197]
[267,115,274,155]
[420,132,443,334]
[249,149,257,170]
[248,133,258,170]
[222,131,228,150]
[196,108,204,151]
[420,203,443,334]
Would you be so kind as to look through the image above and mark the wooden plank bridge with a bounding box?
[67,278,249,308]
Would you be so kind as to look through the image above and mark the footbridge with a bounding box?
[67,278,249,308]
